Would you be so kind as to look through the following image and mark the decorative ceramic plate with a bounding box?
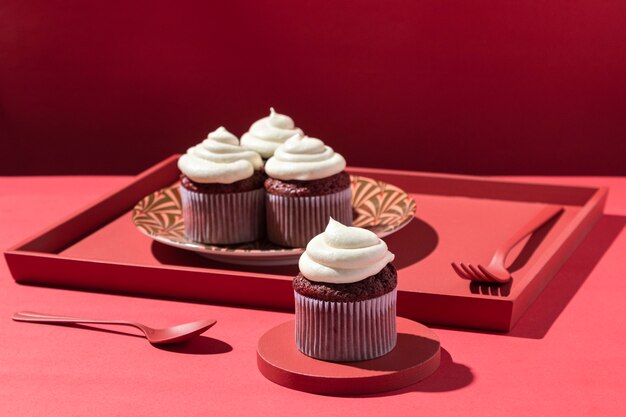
[132,175,416,266]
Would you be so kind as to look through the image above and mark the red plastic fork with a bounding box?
[452,206,564,284]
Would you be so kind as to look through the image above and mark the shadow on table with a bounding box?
[383,217,439,269]
[469,279,513,297]
[406,348,473,393]
[154,335,233,355]
[354,348,473,398]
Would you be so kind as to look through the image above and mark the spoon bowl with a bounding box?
[146,320,218,344]
[12,311,217,345]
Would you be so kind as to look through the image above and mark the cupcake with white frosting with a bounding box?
[241,108,304,159]
[293,219,397,362]
[264,133,352,247]
[178,126,265,244]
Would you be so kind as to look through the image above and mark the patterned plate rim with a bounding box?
[132,175,417,257]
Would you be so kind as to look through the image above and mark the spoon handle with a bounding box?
[13,311,135,327]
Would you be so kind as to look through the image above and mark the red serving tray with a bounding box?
[4,156,607,331]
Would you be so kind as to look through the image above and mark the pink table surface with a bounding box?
[1,175,625,416]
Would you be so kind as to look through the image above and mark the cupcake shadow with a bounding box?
[349,347,474,397]
[383,217,439,269]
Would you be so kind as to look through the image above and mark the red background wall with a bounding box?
[1,0,625,175]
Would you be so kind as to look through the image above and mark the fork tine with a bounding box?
[477,264,510,284]
[460,263,482,281]
[451,262,473,280]
[458,263,474,280]
[467,263,490,282]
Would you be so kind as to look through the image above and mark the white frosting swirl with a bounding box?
[240,108,304,158]
[178,126,263,184]
[264,133,346,180]
[299,219,395,284]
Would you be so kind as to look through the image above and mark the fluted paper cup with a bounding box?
[294,289,397,362]
[266,187,352,248]
[180,186,265,244]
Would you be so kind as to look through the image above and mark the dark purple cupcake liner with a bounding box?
[180,186,265,244]
[266,187,352,248]
[294,289,397,362]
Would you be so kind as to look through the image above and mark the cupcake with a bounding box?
[263,133,352,248]
[240,108,304,159]
[178,126,265,244]
[293,219,397,362]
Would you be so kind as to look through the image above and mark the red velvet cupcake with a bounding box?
[294,219,397,362]
[264,134,352,248]
[178,127,265,244]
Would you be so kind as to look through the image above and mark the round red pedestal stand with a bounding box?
[257,318,441,395]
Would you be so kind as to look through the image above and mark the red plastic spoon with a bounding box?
[12,311,217,345]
